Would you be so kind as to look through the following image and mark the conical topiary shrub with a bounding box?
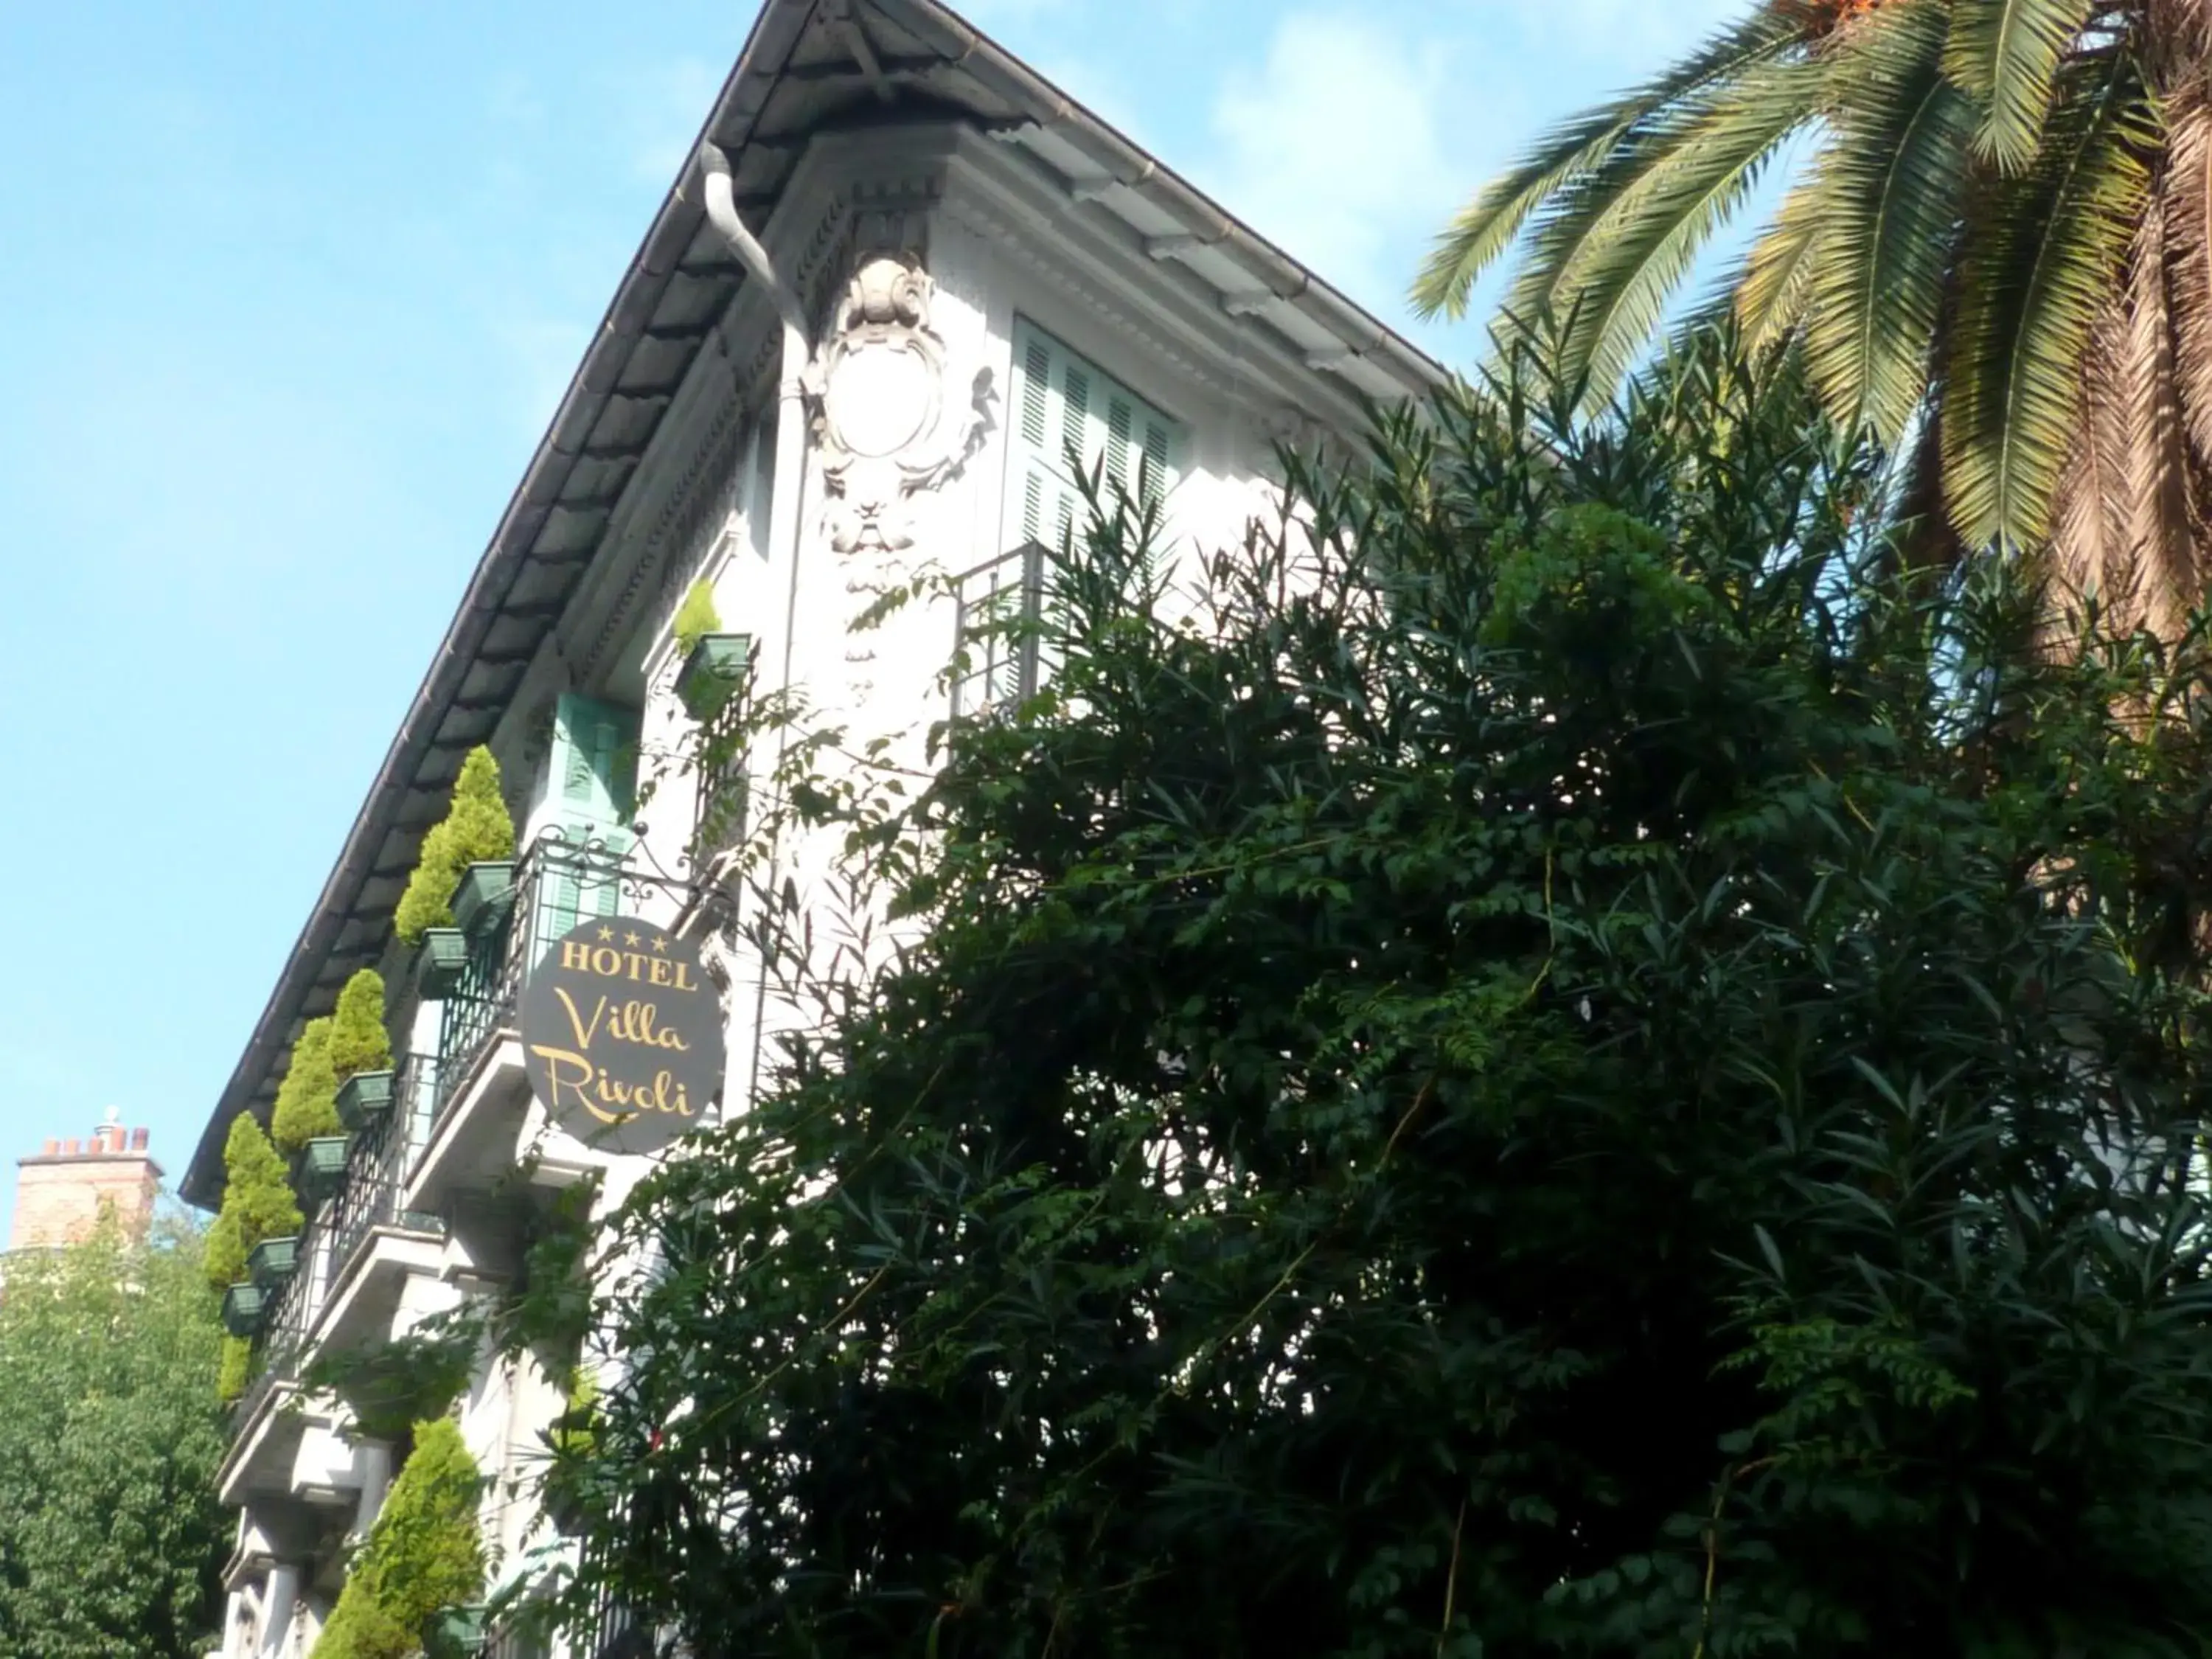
[673,576,722,656]
[395,747,516,947]
[328,967,392,1083]
[217,1335,251,1402]
[309,1416,486,1659]
[206,1112,303,1404]
[270,1017,341,1155]
[204,1113,302,1293]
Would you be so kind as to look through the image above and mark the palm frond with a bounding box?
[1410,7,1805,318]
[2160,93,2212,468]
[2116,197,2199,635]
[1733,164,1836,355]
[1940,58,2155,551]
[1798,1,1976,443]
[1535,58,1823,397]
[1941,0,2101,172]
[2050,282,2133,606]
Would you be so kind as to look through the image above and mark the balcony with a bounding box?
[311,1054,447,1358]
[220,1054,445,1505]
[950,539,1046,722]
[406,830,688,1220]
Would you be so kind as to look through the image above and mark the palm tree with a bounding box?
[1413,0,2212,633]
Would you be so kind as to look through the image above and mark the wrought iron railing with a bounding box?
[232,1055,442,1431]
[584,1575,644,1659]
[475,1587,641,1659]
[950,540,1047,721]
[689,690,750,869]
[233,1220,322,1430]
[479,1613,552,1659]
[326,1053,442,1276]
[422,831,688,1161]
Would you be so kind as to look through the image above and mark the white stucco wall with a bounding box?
[226,116,1416,1644]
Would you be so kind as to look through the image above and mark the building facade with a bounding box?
[10,1113,160,1251]
[184,3,1440,1655]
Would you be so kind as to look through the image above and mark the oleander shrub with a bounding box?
[545,332,2212,1658]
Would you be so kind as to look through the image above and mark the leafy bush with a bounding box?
[310,1418,484,1659]
[305,1327,476,1445]
[545,335,2212,1657]
[268,1018,339,1154]
[0,1219,230,1656]
[327,967,391,1083]
[395,746,517,946]
[215,1338,251,1406]
[673,577,723,657]
[203,1113,301,1293]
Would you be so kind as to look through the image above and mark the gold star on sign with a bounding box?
[653,936,669,953]
[625,930,643,947]
[597,925,615,942]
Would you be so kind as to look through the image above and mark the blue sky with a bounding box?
[0,0,1741,1227]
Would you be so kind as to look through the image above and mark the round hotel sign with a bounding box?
[519,917,726,1155]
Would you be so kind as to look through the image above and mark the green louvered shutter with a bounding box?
[540,693,639,947]
[1006,320,1181,555]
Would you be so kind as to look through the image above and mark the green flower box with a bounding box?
[220,1281,268,1338]
[425,1604,486,1659]
[416,927,468,997]
[334,1069,394,1132]
[450,861,515,939]
[300,1135,351,1200]
[677,631,751,720]
[246,1236,299,1287]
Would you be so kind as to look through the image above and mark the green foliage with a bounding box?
[310,1418,485,1659]
[269,1016,340,1154]
[544,335,2212,1658]
[204,1112,302,1292]
[305,1327,476,1444]
[673,577,723,657]
[327,967,392,1082]
[215,1337,251,1405]
[552,1370,597,1457]
[1411,0,2163,564]
[0,1218,230,1658]
[395,745,517,946]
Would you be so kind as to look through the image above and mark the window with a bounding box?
[956,324,1183,721]
[1005,319,1181,554]
[542,692,639,933]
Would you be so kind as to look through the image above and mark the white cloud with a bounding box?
[1196,11,1469,318]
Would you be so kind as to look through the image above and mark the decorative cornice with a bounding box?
[574,385,751,686]
[941,192,1228,403]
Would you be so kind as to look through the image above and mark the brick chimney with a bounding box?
[10,1115,163,1251]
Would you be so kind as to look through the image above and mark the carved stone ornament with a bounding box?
[815,255,992,555]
